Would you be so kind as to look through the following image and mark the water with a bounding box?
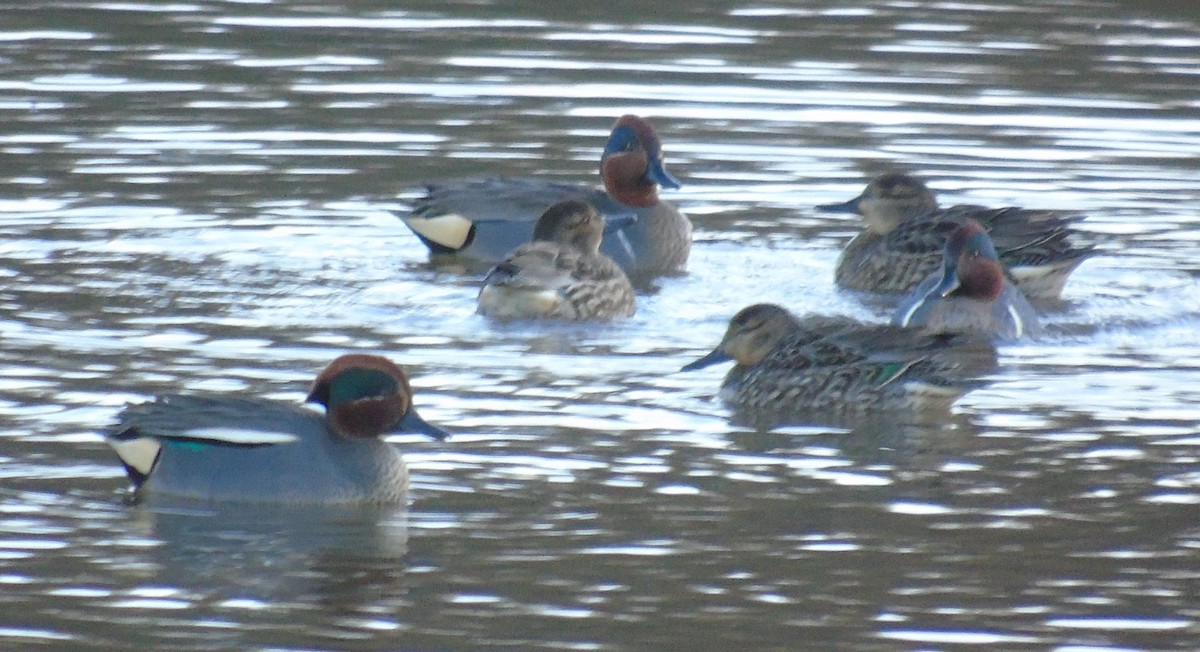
[3,0,1200,649]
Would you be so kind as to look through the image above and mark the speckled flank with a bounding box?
[683,304,997,420]
[477,200,637,322]
[823,173,1093,299]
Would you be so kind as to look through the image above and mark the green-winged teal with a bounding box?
[106,354,448,504]
[683,304,996,416]
[402,115,691,278]
[820,172,1092,299]
[895,219,1042,340]
[477,199,637,321]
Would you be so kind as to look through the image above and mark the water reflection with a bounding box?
[132,501,411,595]
[3,0,1200,648]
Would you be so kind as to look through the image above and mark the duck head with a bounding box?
[682,303,801,371]
[933,220,1004,301]
[601,114,681,208]
[818,172,938,235]
[307,354,448,440]
[531,199,634,254]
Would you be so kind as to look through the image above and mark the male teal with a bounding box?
[894,220,1043,341]
[403,115,691,277]
[106,354,448,504]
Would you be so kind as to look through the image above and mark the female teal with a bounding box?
[477,200,637,321]
[683,304,995,416]
[820,172,1091,299]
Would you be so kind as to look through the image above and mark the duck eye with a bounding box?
[738,319,762,334]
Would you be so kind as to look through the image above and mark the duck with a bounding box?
[402,114,691,278]
[818,172,1093,299]
[894,219,1042,341]
[105,354,448,504]
[682,303,996,417]
[477,199,637,321]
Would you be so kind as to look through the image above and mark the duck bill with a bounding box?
[816,195,862,213]
[646,155,681,190]
[602,212,638,234]
[681,347,732,372]
[398,409,450,441]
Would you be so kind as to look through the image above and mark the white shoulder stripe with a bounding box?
[610,229,636,263]
[897,297,925,328]
[1006,305,1024,338]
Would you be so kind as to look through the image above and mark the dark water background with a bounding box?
[2,0,1200,649]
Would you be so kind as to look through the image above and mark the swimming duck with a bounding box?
[402,114,691,277]
[819,172,1092,299]
[682,304,996,416]
[894,219,1042,340]
[477,199,637,321]
[105,354,448,504]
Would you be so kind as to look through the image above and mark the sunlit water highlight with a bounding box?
[1,0,1199,649]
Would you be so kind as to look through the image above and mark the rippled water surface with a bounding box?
[3,0,1200,649]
